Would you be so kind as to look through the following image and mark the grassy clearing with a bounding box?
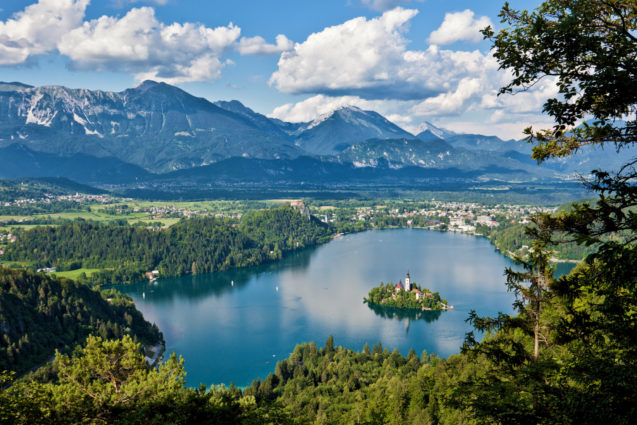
[52,268,102,280]
[132,217,181,227]
[0,224,57,232]
[0,215,25,221]
[0,198,299,231]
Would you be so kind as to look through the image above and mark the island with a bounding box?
[364,271,452,311]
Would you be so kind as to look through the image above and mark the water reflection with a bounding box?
[366,303,443,324]
[131,247,315,302]
[120,229,522,387]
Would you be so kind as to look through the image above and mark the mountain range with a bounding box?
[0,80,632,187]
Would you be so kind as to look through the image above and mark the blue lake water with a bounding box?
[120,229,573,387]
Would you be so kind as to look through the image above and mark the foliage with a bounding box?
[0,177,104,203]
[0,201,89,216]
[364,281,446,310]
[239,205,333,254]
[245,336,480,424]
[0,336,290,425]
[0,268,162,375]
[3,206,331,285]
[483,0,636,161]
[476,220,597,261]
[457,1,637,423]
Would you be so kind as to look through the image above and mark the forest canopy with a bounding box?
[3,205,331,285]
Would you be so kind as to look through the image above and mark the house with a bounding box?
[37,267,56,273]
[411,288,422,300]
[145,270,159,281]
[395,280,404,292]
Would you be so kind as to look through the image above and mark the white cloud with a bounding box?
[1,0,285,84]
[269,94,410,123]
[441,118,556,140]
[270,8,427,100]
[57,6,240,83]
[269,8,500,101]
[480,77,559,115]
[268,8,559,140]
[237,34,293,55]
[412,77,486,116]
[428,9,492,45]
[386,113,412,125]
[270,95,373,122]
[0,0,88,65]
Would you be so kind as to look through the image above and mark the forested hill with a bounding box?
[0,177,105,202]
[3,205,332,284]
[0,268,162,375]
[243,337,474,423]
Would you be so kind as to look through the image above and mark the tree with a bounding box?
[51,335,187,424]
[324,334,335,355]
[461,1,637,423]
[1,336,292,424]
[464,222,561,421]
[483,0,636,161]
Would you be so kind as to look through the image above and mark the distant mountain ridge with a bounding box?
[3,79,629,186]
[416,121,456,141]
[0,81,301,172]
[0,144,151,184]
[293,106,416,155]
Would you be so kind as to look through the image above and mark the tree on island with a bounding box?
[364,281,448,311]
[462,1,637,423]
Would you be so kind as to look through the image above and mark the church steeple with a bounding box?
[405,270,411,291]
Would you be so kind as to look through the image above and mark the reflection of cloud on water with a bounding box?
[126,228,518,382]
[433,333,465,354]
[366,303,442,323]
[277,261,374,332]
[275,229,505,336]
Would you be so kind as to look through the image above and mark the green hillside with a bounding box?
[0,269,162,375]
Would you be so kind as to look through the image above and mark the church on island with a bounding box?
[393,271,430,301]
[363,270,454,312]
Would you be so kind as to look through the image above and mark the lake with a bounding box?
[120,229,572,387]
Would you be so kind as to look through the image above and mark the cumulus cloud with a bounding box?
[270,8,425,99]
[57,6,240,83]
[237,34,293,55]
[480,77,559,115]
[412,77,486,116]
[268,7,557,139]
[0,0,88,65]
[269,8,500,101]
[269,93,412,124]
[428,9,492,45]
[270,95,375,122]
[442,118,557,140]
[1,0,288,83]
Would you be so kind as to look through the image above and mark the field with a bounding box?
[52,268,102,280]
[0,199,297,232]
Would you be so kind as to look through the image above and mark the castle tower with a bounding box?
[405,270,411,291]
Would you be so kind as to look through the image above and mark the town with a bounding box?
[309,200,553,234]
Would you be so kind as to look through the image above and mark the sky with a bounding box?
[0,0,553,139]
